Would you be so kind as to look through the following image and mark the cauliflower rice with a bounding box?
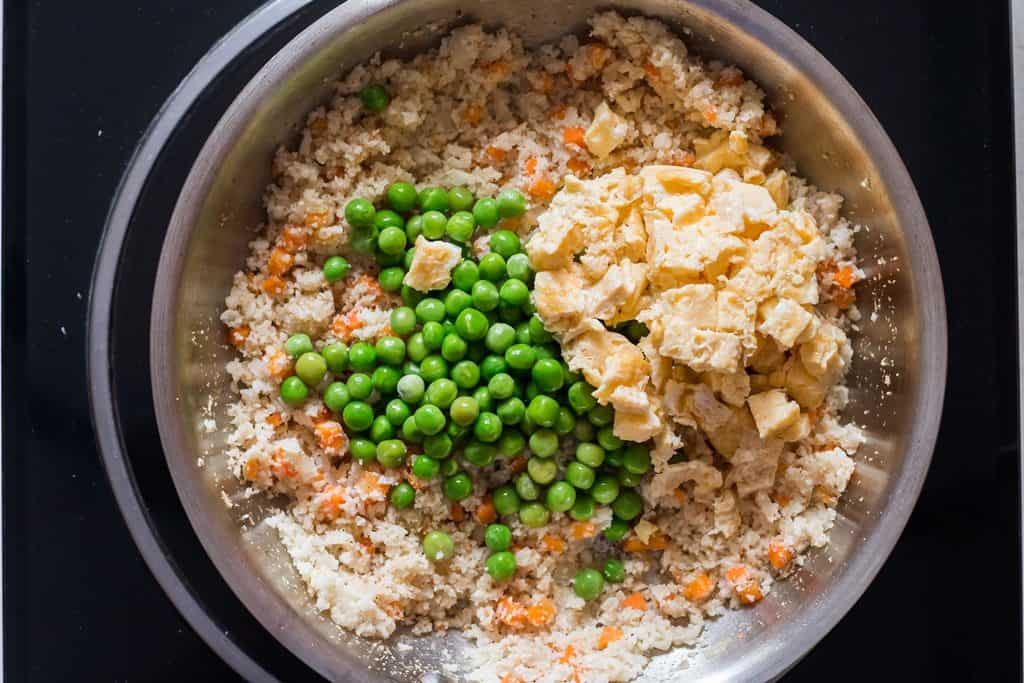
[219,12,865,682]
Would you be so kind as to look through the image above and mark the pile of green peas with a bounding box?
[277,181,653,576]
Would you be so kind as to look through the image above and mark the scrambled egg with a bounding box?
[527,130,851,499]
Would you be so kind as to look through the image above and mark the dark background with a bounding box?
[3,0,1020,681]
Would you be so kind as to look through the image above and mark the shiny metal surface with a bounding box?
[150,1,946,680]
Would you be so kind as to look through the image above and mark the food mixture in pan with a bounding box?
[219,12,865,682]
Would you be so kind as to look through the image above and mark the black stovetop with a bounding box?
[4,1,1020,681]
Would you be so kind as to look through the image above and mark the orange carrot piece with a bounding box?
[509,455,528,474]
[525,598,556,627]
[278,225,309,252]
[726,566,747,583]
[570,521,597,540]
[476,497,497,525]
[623,537,648,553]
[314,421,346,453]
[260,274,286,297]
[562,127,586,147]
[303,209,331,229]
[524,156,538,175]
[486,146,508,162]
[622,592,647,611]
[566,157,589,176]
[643,61,659,79]
[497,597,528,628]
[833,266,856,289]
[450,503,465,522]
[551,105,567,120]
[243,458,262,481]
[528,176,556,200]
[598,625,623,650]
[541,535,566,553]
[464,104,484,125]
[672,489,687,505]
[559,645,577,664]
[265,412,283,427]
[768,541,793,570]
[682,573,715,603]
[227,325,250,349]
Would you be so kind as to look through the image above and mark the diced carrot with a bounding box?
[704,107,718,123]
[243,458,262,481]
[682,573,715,603]
[598,625,623,650]
[464,104,484,125]
[486,146,508,162]
[768,541,793,570]
[643,61,659,79]
[476,497,497,524]
[497,597,528,628]
[486,60,509,78]
[357,471,391,497]
[559,645,577,664]
[525,598,556,627]
[715,68,745,87]
[314,421,347,454]
[524,155,538,175]
[833,266,856,289]
[227,325,250,349]
[623,537,648,553]
[357,536,375,555]
[737,582,763,605]
[833,287,855,309]
[260,274,286,297]
[647,533,669,551]
[303,209,331,229]
[551,105,567,121]
[270,450,296,479]
[268,247,293,276]
[566,157,589,176]
[450,503,465,522]
[330,310,366,340]
[541,534,566,553]
[570,521,597,540]
[528,176,556,201]
[587,43,609,69]
[500,675,525,683]
[318,484,347,521]
[509,455,528,474]
[774,494,791,508]
[265,412,283,427]
[278,225,309,252]
[726,566,747,583]
[562,127,586,147]
[622,592,647,611]
[672,489,687,505]
[264,348,291,379]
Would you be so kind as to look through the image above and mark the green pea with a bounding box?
[448,186,475,212]
[575,443,605,468]
[464,441,497,467]
[452,260,479,292]
[378,226,407,256]
[514,472,540,501]
[489,229,521,258]
[370,415,395,443]
[446,211,476,242]
[295,352,327,387]
[530,358,563,393]
[553,408,576,437]
[385,398,411,426]
[546,481,576,513]
[498,279,529,307]
[444,289,473,318]
[480,354,509,380]
[484,523,512,551]
[518,501,550,528]
[622,444,651,474]
[617,468,644,488]
[524,382,540,402]
[498,302,525,324]
[419,355,449,383]
[414,404,446,435]
[323,382,351,412]
[418,187,450,213]
[411,454,441,480]
[321,342,349,373]
[603,559,626,583]
[385,181,417,212]
[439,455,459,476]
[405,215,424,242]
[376,336,406,365]
[505,344,536,371]
[284,333,314,358]
[401,284,424,307]
[425,378,458,409]
[451,360,481,389]
[402,415,424,443]
[597,426,624,452]
[473,412,503,443]
[397,374,425,404]
[473,386,493,412]
[350,437,377,463]
[486,551,517,581]
[497,188,527,218]
[280,376,308,406]
[455,308,489,341]
[348,342,377,371]
[371,366,400,394]
[478,253,506,282]
[344,197,375,228]
[389,307,416,337]
[342,400,374,431]
[350,224,379,253]
[441,334,468,362]
[472,197,500,228]
[569,493,595,521]
[604,517,630,542]
[621,320,649,343]
[389,481,415,508]
[528,429,559,458]
[377,266,404,293]
[376,249,402,267]
[359,84,390,112]
[416,300,446,326]
[346,373,373,400]
[565,461,595,490]
[486,373,514,401]
[470,280,499,312]
[423,434,453,461]
[591,475,620,505]
[492,484,521,515]
[402,360,421,378]
[611,490,643,520]
[527,315,552,344]
[450,396,480,426]
[526,395,559,428]
[505,253,533,283]
[588,404,614,427]
[606,449,624,468]
[322,256,351,283]
[373,210,404,232]
[406,333,429,362]
[573,568,604,601]
[484,324,516,354]
[415,210,445,240]
[527,456,557,485]
[574,420,596,443]
[496,397,526,425]
[443,472,473,500]
[423,530,454,562]
[515,321,532,345]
